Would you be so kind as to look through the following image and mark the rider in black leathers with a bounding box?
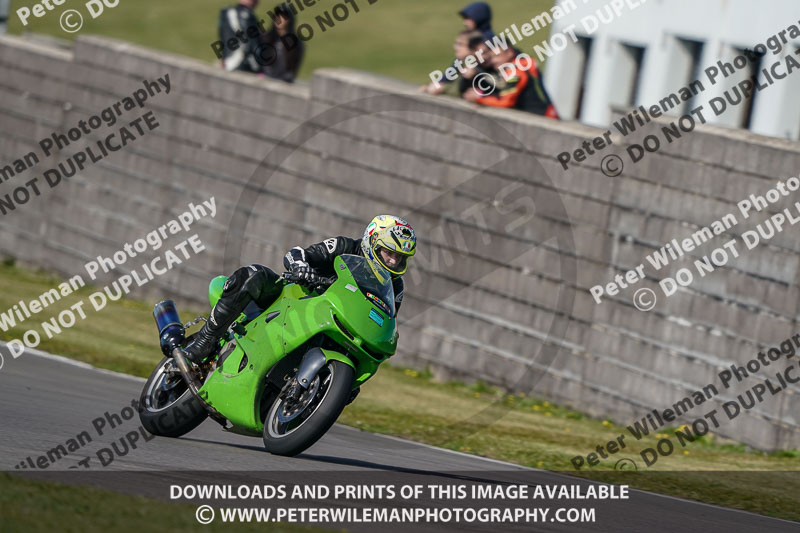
[184,215,417,364]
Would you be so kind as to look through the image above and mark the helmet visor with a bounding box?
[377,246,409,275]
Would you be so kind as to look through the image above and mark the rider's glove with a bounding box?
[292,265,320,285]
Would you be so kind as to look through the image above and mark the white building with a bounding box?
[0,0,9,34]
[544,0,800,140]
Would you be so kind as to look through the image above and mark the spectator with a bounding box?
[420,2,495,94]
[261,5,304,82]
[423,30,484,96]
[217,2,303,82]
[459,1,494,40]
[218,0,265,74]
[463,42,559,119]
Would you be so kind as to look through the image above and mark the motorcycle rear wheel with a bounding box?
[262,360,354,456]
[139,356,208,438]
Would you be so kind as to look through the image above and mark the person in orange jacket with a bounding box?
[463,40,559,119]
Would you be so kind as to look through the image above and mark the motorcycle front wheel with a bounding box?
[262,360,354,456]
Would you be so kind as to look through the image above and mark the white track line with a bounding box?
[2,343,145,382]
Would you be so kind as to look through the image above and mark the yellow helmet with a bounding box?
[361,215,417,277]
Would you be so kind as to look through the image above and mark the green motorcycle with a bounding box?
[138,254,397,456]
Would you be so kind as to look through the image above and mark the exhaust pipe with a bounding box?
[154,300,228,428]
[171,346,203,395]
[171,345,228,428]
[153,300,185,356]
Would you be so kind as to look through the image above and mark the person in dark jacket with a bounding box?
[218,0,265,73]
[421,2,496,94]
[183,215,417,365]
[217,1,304,81]
[459,1,494,40]
[261,4,304,82]
[426,30,485,96]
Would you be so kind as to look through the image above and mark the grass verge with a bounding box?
[8,0,555,83]
[0,473,326,533]
[0,262,797,521]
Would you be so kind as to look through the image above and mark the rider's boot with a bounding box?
[183,296,244,365]
[183,265,283,365]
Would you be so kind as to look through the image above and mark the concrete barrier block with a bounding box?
[4,36,800,449]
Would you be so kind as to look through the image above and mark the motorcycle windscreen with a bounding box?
[339,254,395,317]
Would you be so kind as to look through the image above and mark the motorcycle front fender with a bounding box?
[297,348,356,389]
[296,348,327,388]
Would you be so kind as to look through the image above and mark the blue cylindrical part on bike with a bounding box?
[154,300,181,334]
[153,300,185,356]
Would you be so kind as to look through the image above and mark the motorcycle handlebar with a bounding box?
[282,271,336,290]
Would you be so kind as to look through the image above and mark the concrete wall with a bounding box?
[1,35,799,451]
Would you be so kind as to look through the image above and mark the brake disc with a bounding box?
[277,376,320,423]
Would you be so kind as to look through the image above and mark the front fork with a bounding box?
[278,348,328,408]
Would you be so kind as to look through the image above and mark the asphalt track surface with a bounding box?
[0,347,795,532]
